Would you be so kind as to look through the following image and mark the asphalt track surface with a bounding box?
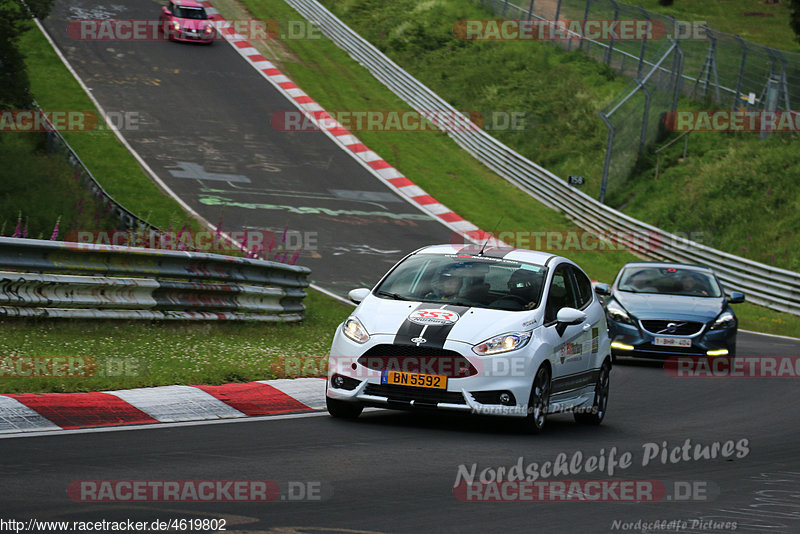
[44,0,457,297]
[12,1,800,533]
[2,332,800,533]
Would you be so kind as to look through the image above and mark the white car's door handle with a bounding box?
[583,323,592,331]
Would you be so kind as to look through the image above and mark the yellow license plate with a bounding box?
[381,370,448,389]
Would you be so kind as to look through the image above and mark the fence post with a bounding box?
[599,112,615,204]
[671,38,684,111]
[527,0,535,20]
[502,0,509,16]
[761,76,780,140]
[636,7,650,80]
[604,0,619,65]
[578,0,591,52]
[774,49,792,112]
[693,26,721,104]
[732,35,748,109]
[638,82,651,159]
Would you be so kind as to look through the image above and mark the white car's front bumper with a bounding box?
[327,331,540,418]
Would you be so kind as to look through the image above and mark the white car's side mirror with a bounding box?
[556,307,587,336]
[348,288,371,304]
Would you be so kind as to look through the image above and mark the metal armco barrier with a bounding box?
[283,0,800,315]
[0,237,310,321]
[35,101,156,232]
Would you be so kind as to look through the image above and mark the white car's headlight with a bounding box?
[342,317,369,343]
[473,331,532,355]
[710,310,736,330]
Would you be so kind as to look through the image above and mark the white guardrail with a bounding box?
[283,0,800,315]
[0,237,310,320]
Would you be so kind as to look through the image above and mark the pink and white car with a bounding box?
[159,0,216,44]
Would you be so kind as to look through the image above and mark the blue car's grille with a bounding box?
[640,320,704,336]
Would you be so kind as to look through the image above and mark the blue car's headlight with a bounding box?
[606,299,635,325]
[473,331,532,355]
[710,310,736,330]
[342,317,369,343]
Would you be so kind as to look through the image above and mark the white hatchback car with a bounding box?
[326,244,612,433]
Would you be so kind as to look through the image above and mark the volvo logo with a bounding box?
[657,322,685,334]
[411,337,427,346]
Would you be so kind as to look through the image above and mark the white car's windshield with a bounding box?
[375,254,546,311]
[618,266,722,297]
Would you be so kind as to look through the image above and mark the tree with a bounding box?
[0,0,54,110]
[792,0,800,45]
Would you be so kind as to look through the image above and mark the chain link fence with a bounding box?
[474,0,800,201]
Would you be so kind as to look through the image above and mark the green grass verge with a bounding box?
[0,290,350,393]
[18,26,201,231]
[0,132,118,238]
[634,0,800,53]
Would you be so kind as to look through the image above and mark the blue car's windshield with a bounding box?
[375,254,547,311]
[618,267,722,297]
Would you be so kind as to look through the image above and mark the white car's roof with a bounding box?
[414,244,557,267]
[621,261,714,274]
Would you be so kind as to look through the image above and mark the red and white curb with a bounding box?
[199,1,503,247]
[0,378,326,435]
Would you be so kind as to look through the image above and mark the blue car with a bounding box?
[599,262,744,361]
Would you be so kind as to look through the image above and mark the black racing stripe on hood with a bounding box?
[393,303,428,346]
[392,304,470,349]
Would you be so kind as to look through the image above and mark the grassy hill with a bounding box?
[313,0,800,271]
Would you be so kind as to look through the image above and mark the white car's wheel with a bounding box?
[326,397,363,419]
[524,365,551,434]
[575,359,610,425]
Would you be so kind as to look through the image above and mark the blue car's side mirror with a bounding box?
[728,291,745,304]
